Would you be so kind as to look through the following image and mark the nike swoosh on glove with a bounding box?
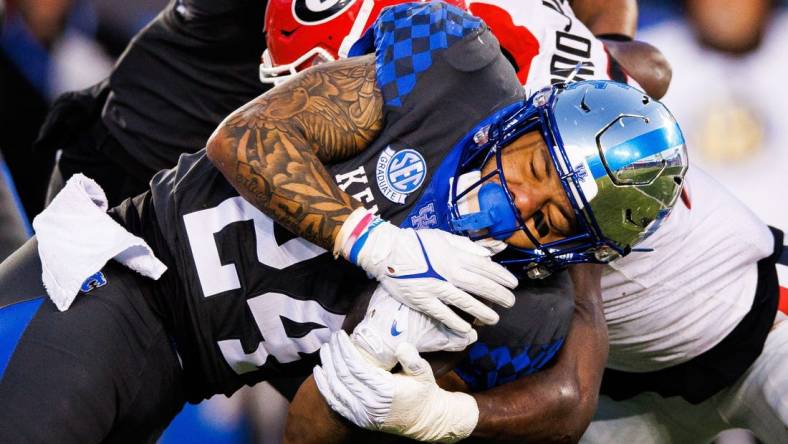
[351,285,477,369]
[334,208,517,333]
[314,331,478,443]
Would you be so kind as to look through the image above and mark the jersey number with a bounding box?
[183,197,344,374]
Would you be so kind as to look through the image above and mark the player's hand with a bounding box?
[351,286,478,369]
[334,208,517,333]
[314,331,478,443]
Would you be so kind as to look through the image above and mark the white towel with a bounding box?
[33,174,167,311]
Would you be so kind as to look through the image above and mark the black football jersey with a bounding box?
[111,3,545,401]
[130,151,369,401]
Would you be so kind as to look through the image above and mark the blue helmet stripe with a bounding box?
[587,123,684,179]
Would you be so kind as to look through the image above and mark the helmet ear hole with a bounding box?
[674,176,683,186]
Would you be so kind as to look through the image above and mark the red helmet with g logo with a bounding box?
[261,0,468,84]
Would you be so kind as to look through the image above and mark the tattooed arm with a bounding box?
[206,55,384,249]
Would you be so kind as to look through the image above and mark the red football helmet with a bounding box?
[261,0,468,84]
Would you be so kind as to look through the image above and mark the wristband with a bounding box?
[333,208,382,263]
[348,218,384,265]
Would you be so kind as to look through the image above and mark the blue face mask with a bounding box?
[450,177,520,241]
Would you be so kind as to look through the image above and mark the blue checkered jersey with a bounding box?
[349,2,484,107]
[454,271,574,391]
[334,1,523,225]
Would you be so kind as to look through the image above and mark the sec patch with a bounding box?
[376,147,426,204]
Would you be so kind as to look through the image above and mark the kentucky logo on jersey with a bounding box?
[293,0,357,25]
[410,202,438,229]
[80,271,107,293]
[376,147,427,204]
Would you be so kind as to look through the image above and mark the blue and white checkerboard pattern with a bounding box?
[351,2,482,107]
[454,337,565,391]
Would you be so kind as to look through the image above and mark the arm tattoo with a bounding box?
[211,55,384,249]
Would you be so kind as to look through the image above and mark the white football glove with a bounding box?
[351,286,477,369]
[334,208,517,333]
[314,331,479,443]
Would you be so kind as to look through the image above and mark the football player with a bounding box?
[245,2,787,443]
[313,135,787,443]
[0,2,683,442]
[206,2,689,442]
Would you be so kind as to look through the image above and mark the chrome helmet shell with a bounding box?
[449,80,688,278]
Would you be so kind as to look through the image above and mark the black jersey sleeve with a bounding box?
[177,0,259,19]
[164,0,267,43]
[102,0,270,175]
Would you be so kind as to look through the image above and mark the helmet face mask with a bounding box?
[450,80,688,278]
[260,46,336,84]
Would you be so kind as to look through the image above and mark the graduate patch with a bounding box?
[376,147,426,204]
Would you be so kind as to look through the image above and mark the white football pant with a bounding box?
[580,312,788,444]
